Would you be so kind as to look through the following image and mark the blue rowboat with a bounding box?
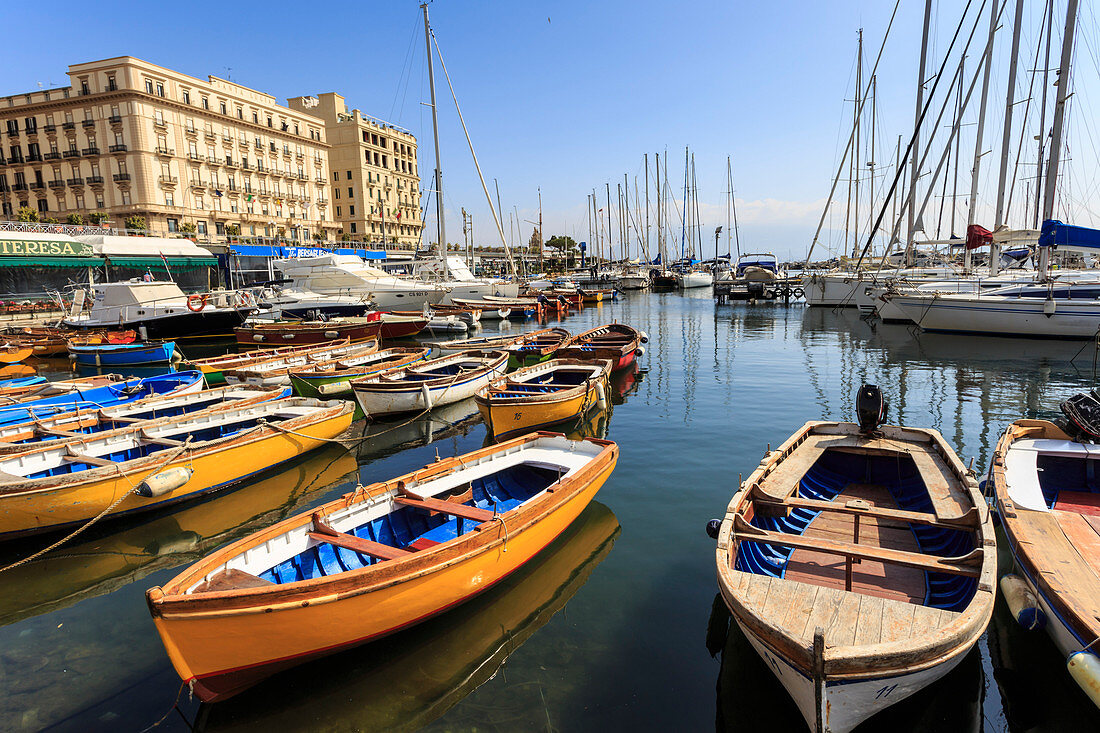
[0,376,46,389]
[69,342,177,367]
[0,371,204,426]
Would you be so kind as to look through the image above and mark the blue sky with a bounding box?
[2,1,1097,259]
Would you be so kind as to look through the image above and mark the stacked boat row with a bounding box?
[710,385,1100,732]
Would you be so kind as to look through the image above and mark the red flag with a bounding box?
[966,224,992,250]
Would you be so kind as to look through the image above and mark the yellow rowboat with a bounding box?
[197,501,620,730]
[476,358,612,440]
[146,432,618,702]
[0,397,353,539]
[185,338,350,385]
[224,339,379,388]
[0,384,289,452]
[0,343,33,364]
[0,444,357,628]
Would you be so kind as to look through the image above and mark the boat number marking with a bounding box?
[514,412,522,420]
[761,649,783,677]
[874,684,897,699]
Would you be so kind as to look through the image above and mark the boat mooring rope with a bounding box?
[0,437,194,574]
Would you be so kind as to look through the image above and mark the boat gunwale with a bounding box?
[715,419,996,679]
[0,399,354,496]
[286,347,430,381]
[223,340,380,380]
[186,338,351,370]
[475,359,611,407]
[348,350,508,393]
[147,432,618,615]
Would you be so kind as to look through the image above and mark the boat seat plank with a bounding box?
[62,452,116,467]
[394,495,496,522]
[733,515,981,577]
[193,568,275,594]
[406,537,441,552]
[309,513,410,561]
[907,450,971,519]
[756,495,978,529]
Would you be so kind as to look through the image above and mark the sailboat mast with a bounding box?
[905,0,934,266]
[963,0,998,274]
[537,187,543,271]
[1038,0,1079,281]
[1034,0,1055,229]
[726,156,732,260]
[991,0,1025,277]
[681,147,689,262]
[606,183,613,267]
[644,154,650,262]
[656,153,663,266]
[852,28,863,259]
[421,3,448,279]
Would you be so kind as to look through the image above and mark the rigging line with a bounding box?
[389,14,423,123]
[854,0,988,271]
[1005,0,1051,221]
[804,0,903,266]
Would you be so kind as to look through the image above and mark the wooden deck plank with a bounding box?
[827,592,862,647]
[908,605,950,638]
[782,582,820,641]
[803,586,845,643]
[908,449,970,519]
[1053,510,1100,580]
[853,595,885,646]
[879,598,919,642]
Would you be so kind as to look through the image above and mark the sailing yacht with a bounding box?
[273,254,449,310]
[411,255,520,301]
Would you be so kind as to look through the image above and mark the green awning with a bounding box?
[0,256,104,267]
[104,256,218,270]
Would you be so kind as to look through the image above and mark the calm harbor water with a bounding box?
[2,290,1100,731]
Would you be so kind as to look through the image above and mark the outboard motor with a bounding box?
[856,384,887,433]
[1059,392,1100,442]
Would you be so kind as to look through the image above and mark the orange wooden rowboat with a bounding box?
[0,344,33,365]
[146,432,618,702]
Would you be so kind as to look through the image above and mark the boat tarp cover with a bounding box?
[966,224,993,250]
[1038,219,1100,250]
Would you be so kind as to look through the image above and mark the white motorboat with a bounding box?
[273,254,448,311]
[618,272,650,290]
[676,270,713,289]
[411,256,520,301]
[250,282,374,320]
[63,280,253,339]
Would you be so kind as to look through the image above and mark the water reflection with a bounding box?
[198,501,621,732]
[709,594,985,732]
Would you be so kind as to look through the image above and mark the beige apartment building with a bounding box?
[0,57,343,242]
[290,93,423,247]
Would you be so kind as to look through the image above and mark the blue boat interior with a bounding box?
[1035,453,1100,508]
[21,411,273,479]
[524,369,592,387]
[735,449,978,611]
[259,463,561,584]
[0,373,199,426]
[398,361,478,382]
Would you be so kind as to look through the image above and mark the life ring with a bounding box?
[793,287,805,299]
[186,294,207,312]
[234,290,253,308]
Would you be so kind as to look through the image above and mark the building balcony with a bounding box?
[43,152,62,161]
[189,180,206,189]
[184,126,198,136]
[237,139,248,149]
[43,124,56,134]
[315,177,326,185]
[87,176,104,186]
[0,184,8,193]
[82,147,100,156]
[223,135,232,144]
[297,173,308,181]
[109,115,122,125]
[207,157,221,167]
[62,122,75,131]
[109,144,127,153]
[29,182,44,190]
[224,159,238,168]
[158,175,178,186]
[25,127,38,136]
[240,162,251,170]
[26,154,42,162]
[153,119,167,129]
[62,150,80,159]
[155,147,174,156]
[82,119,96,129]
[188,153,206,162]
[5,127,19,137]
[204,131,216,141]
[66,178,83,186]
[12,183,28,192]
[113,173,130,183]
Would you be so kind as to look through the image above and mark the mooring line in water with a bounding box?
[0,438,194,574]
[137,681,188,733]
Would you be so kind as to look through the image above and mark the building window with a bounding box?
[95,193,104,208]
[252,112,258,123]
[145,80,154,94]
[347,187,353,198]
[167,218,178,232]
[346,171,352,180]
[154,110,164,126]
[106,76,117,91]
[294,123,299,135]
[336,206,341,217]
[182,90,190,104]
[197,221,207,235]
[266,116,272,128]
[37,199,48,214]
[202,97,209,110]
[334,189,339,200]
[350,223,357,234]
[165,192,174,206]
[156,83,164,97]
[349,205,355,216]
[121,190,131,205]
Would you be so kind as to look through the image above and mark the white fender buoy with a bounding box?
[1000,574,1046,630]
[137,467,193,498]
[595,380,608,410]
[324,331,339,339]
[253,334,265,342]
[639,330,650,344]
[421,382,434,411]
[635,346,646,357]
[1043,298,1056,317]
[282,334,295,340]
[1068,651,1100,708]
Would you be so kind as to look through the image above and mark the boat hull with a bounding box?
[886,293,1100,338]
[148,441,617,702]
[0,404,352,539]
[65,308,248,339]
[477,382,602,440]
[734,619,970,733]
[352,362,506,417]
[237,321,382,348]
[70,342,176,367]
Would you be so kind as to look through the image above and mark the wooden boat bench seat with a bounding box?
[193,568,275,593]
[394,494,496,522]
[309,512,411,561]
[728,568,963,655]
[732,514,982,577]
[756,432,972,520]
[752,494,979,530]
